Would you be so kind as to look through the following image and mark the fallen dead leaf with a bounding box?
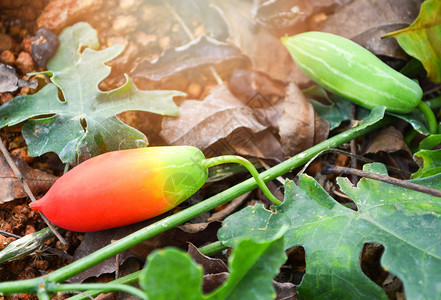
[68,218,220,283]
[130,36,250,82]
[319,0,424,58]
[364,126,411,155]
[229,69,285,129]
[160,84,267,151]
[212,0,296,82]
[255,0,350,31]
[0,152,57,204]
[188,243,228,275]
[278,82,329,157]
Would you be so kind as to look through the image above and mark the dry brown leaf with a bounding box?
[0,152,57,204]
[69,218,220,283]
[319,0,424,58]
[364,126,411,155]
[278,82,329,157]
[188,243,229,275]
[228,69,285,129]
[206,127,283,161]
[130,36,250,82]
[255,0,350,31]
[229,69,286,102]
[274,281,298,300]
[212,0,296,82]
[161,84,267,150]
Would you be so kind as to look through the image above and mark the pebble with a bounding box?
[31,27,60,68]
[22,36,33,53]
[187,82,202,99]
[109,41,139,67]
[0,235,15,251]
[159,36,170,50]
[0,33,13,51]
[139,4,158,22]
[36,0,104,33]
[0,50,15,65]
[133,31,157,47]
[11,147,34,164]
[119,0,143,12]
[112,15,138,35]
[24,225,36,235]
[106,36,128,48]
[15,51,35,74]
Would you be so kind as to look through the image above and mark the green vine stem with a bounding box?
[49,283,147,300]
[417,101,438,134]
[0,114,388,296]
[68,272,141,300]
[66,242,228,300]
[203,155,283,205]
[198,240,229,256]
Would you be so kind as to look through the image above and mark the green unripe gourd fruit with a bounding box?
[282,31,422,114]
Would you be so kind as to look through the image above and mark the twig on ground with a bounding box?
[0,136,68,247]
[322,164,441,198]
[0,230,21,239]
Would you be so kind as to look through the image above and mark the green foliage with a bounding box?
[412,134,441,178]
[218,163,441,299]
[0,22,183,163]
[139,248,204,300]
[385,0,441,83]
[139,234,286,300]
[304,85,373,130]
[303,85,351,130]
[389,109,431,135]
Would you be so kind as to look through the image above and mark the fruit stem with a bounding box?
[203,155,283,205]
[417,101,438,134]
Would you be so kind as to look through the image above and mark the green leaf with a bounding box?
[304,85,351,130]
[0,22,183,163]
[139,234,286,300]
[412,134,441,178]
[418,134,441,150]
[389,109,430,135]
[139,248,204,300]
[413,149,441,178]
[385,0,441,82]
[218,163,441,299]
[208,233,286,300]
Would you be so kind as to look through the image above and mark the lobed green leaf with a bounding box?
[385,0,441,83]
[0,22,183,163]
[219,163,441,299]
[139,234,287,300]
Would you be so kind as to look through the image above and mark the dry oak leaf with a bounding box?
[0,152,57,204]
[160,84,267,151]
[278,82,329,157]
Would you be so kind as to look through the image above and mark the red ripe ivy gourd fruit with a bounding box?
[30,146,281,232]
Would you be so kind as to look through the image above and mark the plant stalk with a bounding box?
[0,115,388,295]
[203,155,283,205]
[50,283,147,300]
[417,101,438,134]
